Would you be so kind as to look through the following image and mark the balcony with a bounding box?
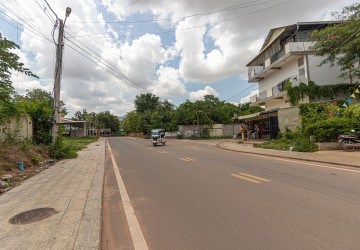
[291,75,308,87]
[249,81,288,105]
[248,66,264,79]
[248,42,313,82]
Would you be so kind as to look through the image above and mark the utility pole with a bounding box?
[51,7,71,143]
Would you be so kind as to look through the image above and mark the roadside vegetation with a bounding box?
[121,93,264,137]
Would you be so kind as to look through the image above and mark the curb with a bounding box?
[217,142,360,168]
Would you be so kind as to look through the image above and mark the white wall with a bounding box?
[307,55,343,85]
[265,97,290,111]
[259,58,298,92]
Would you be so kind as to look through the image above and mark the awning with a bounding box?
[238,109,278,121]
[237,112,261,120]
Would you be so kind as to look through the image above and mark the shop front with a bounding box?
[238,110,279,140]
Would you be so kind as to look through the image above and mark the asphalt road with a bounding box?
[102,137,360,250]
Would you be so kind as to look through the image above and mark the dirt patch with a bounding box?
[0,145,53,195]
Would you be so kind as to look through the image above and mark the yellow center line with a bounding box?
[179,157,195,162]
[231,174,261,184]
[239,173,270,182]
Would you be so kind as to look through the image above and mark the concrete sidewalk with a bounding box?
[0,138,105,250]
[219,140,360,168]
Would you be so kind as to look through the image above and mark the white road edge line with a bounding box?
[243,153,360,173]
[106,140,149,250]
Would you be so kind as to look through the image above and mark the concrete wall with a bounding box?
[178,124,241,138]
[0,114,33,142]
[178,125,200,138]
[277,107,301,133]
[307,55,343,84]
[259,58,298,93]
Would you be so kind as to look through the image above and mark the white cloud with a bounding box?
[240,89,259,104]
[151,66,186,96]
[2,0,358,117]
[189,86,219,101]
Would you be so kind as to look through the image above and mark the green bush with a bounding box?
[305,117,357,142]
[255,129,318,152]
[30,153,43,164]
[176,133,184,139]
[49,136,73,159]
[342,103,360,123]
[293,138,318,152]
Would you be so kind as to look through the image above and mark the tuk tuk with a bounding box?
[151,129,166,146]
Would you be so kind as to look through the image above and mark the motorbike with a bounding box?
[337,130,360,152]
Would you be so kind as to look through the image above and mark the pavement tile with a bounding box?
[0,138,105,250]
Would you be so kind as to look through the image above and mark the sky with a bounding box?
[0,0,358,117]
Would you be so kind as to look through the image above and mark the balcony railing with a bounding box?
[270,49,285,64]
[284,42,312,54]
[248,42,313,80]
[249,81,287,104]
[248,65,264,79]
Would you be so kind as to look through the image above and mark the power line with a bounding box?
[64,36,150,93]
[0,7,53,43]
[64,41,148,94]
[71,0,272,24]
[34,0,56,23]
[0,16,50,42]
[71,0,296,38]
[102,0,143,20]
[65,33,150,91]
[43,0,58,20]
[309,25,360,71]
[225,84,258,102]
[0,0,55,42]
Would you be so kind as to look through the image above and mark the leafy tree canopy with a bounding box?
[0,35,38,122]
[311,3,360,83]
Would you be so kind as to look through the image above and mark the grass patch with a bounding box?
[50,137,99,160]
[254,139,294,151]
[62,137,99,151]
[254,130,318,152]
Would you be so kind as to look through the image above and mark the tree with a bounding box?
[97,111,120,132]
[238,102,264,116]
[16,89,53,144]
[134,93,160,113]
[121,111,141,134]
[0,35,38,122]
[311,3,360,83]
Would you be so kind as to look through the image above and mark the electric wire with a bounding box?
[308,26,360,71]
[43,0,58,20]
[64,36,150,93]
[64,27,151,92]
[102,0,143,20]
[71,0,296,38]
[1,1,53,41]
[0,16,50,42]
[0,8,53,43]
[65,42,148,94]
[225,84,259,102]
[71,0,272,24]
[34,0,56,23]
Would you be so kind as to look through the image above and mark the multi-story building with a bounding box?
[243,21,344,139]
